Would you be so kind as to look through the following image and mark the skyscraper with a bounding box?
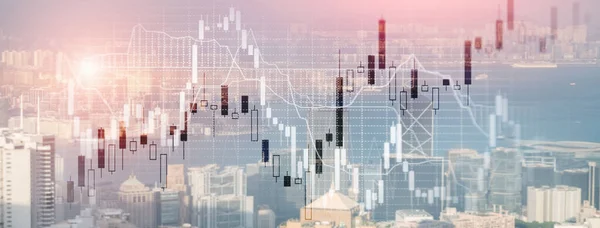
[496,19,504,50]
[188,165,254,228]
[448,149,487,212]
[156,188,181,226]
[55,154,64,182]
[54,153,66,221]
[507,0,514,30]
[196,194,254,228]
[166,164,186,192]
[1,141,34,227]
[521,154,557,205]
[0,131,56,228]
[573,2,580,27]
[490,147,522,213]
[32,134,56,228]
[558,168,588,206]
[551,7,558,40]
[166,164,189,224]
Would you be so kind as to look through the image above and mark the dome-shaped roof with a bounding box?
[119,175,148,192]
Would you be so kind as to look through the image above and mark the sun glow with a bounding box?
[80,59,99,78]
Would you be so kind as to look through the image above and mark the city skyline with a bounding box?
[1,0,600,227]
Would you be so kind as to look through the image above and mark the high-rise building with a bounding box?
[558,168,588,206]
[447,149,487,212]
[507,0,514,30]
[573,2,580,27]
[1,140,34,227]
[589,162,597,208]
[117,175,157,228]
[521,155,557,205]
[188,164,247,198]
[32,134,56,227]
[489,147,522,213]
[166,164,186,192]
[166,164,189,224]
[551,7,558,40]
[188,165,253,227]
[54,153,67,221]
[527,185,581,223]
[257,208,276,228]
[55,154,64,182]
[0,131,56,228]
[156,188,181,226]
[496,19,504,50]
[196,194,254,228]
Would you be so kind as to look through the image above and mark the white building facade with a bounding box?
[527,185,581,223]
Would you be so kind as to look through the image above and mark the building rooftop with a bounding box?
[442,207,514,222]
[448,148,478,157]
[0,129,53,150]
[304,190,358,211]
[528,185,581,192]
[119,175,149,193]
[97,208,124,217]
[395,209,433,218]
[563,168,588,173]
[258,208,275,216]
